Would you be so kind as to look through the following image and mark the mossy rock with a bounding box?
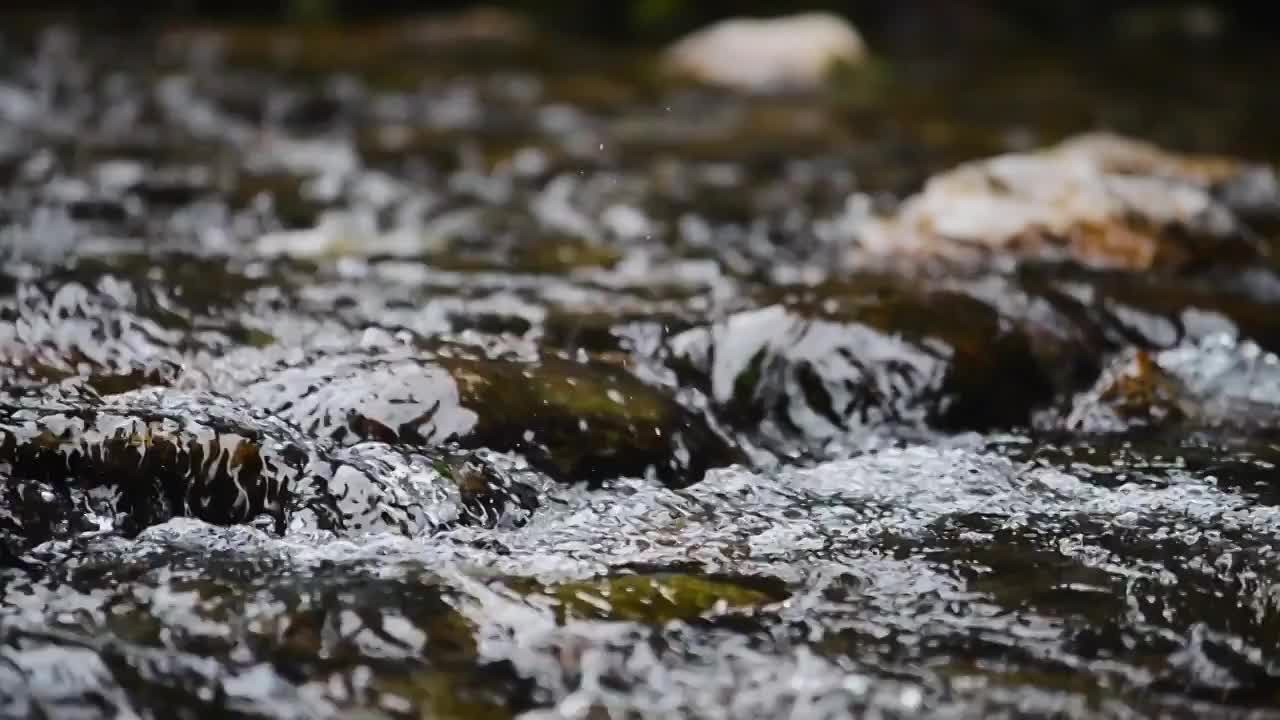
[442,353,741,485]
[243,348,743,486]
[0,400,304,541]
[509,571,788,624]
[1,553,513,719]
[369,664,528,720]
[77,558,478,666]
[0,390,532,550]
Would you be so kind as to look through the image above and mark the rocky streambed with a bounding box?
[2,11,1280,719]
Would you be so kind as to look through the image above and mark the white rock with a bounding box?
[859,132,1276,271]
[664,13,866,93]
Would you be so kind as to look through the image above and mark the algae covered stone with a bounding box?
[0,388,535,552]
[239,347,742,487]
[512,572,787,625]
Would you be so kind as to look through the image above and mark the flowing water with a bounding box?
[2,12,1280,719]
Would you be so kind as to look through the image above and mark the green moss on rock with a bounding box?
[510,572,787,624]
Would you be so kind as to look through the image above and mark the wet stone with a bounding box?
[0,254,282,385]
[861,133,1280,272]
[1017,266,1280,354]
[508,571,789,624]
[0,389,539,554]
[1047,333,1280,434]
[3,14,1280,720]
[1057,348,1192,432]
[236,347,742,487]
[0,546,538,720]
[663,13,867,93]
[668,278,1054,454]
[990,433,1280,505]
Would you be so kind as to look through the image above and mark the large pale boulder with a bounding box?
[664,12,866,93]
[859,132,1278,271]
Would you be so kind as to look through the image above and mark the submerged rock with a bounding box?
[663,13,866,93]
[1058,348,1191,432]
[999,266,1280,362]
[861,133,1278,271]
[0,390,536,553]
[668,279,1054,453]
[510,572,788,624]
[992,431,1280,505]
[1056,333,1280,433]
[0,255,277,391]
[6,17,1280,720]
[0,551,532,720]
[238,347,741,487]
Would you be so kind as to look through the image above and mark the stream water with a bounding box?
[2,12,1280,719]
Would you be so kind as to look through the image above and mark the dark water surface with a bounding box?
[2,13,1280,719]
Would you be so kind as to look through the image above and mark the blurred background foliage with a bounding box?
[4,0,1279,49]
